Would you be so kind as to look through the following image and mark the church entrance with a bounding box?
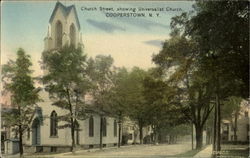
[32,118,41,145]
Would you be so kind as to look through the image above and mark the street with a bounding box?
[53,143,191,158]
[7,142,193,158]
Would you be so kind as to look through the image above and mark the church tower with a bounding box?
[44,2,83,51]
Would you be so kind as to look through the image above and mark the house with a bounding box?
[1,94,20,155]
[221,100,249,143]
[122,117,153,145]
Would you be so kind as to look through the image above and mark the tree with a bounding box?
[170,1,249,154]
[165,124,192,144]
[153,35,215,149]
[188,1,249,98]
[86,55,114,149]
[125,67,149,144]
[143,68,187,144]
[2,48,41,157]
[204,109,214,145]
[105,67,130,147]
[41,45,89,152]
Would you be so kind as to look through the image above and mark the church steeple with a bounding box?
[44,2,82,51]
[47,26,49,37]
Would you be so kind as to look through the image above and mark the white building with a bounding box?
[22,2,119,153]
[221,101,249,143]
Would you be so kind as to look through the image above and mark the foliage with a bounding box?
[103,66,151,144]
[160,124,191,137]
[41,45,89,150]
[123,67,152,144]
[105,67,130,118]
[152,1,249,149]
[2,48,41,156]
[86,55,114,113]
[222,96,242,120]
[2,48,41,129]
[42,45,89,119]
[143,68,188,142]
[124,67,149,126]
[173,1,249,98]
[152,33,215,149]
[86,54,114,149]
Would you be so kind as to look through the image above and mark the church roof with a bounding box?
[49,2,81,29]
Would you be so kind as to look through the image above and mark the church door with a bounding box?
[32,118,41,145]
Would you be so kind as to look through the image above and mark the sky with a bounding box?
[1,1,195,76]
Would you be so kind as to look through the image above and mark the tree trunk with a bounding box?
[234,112,238,143]
[139,121,143,144]
[195,124,203,149]
[67,89,75,152]
[70,117,75,152]
[118,120,121,148]
[206,129,211,145]
[212,103,217,157]
[191,123,194,150]
[169,135,174,144]
[155,132,159,144]
[216,92,221,153]
[18,105,23,157]
[19,125,23,157]
[153,128,158,144]
[151,125,156,144]
[100,116,103,149]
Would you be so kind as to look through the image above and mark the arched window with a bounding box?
[32,118,41,145]
[102,117,107,137]
[50,111,58,136]
[70,23,76,47]
[89,116,94,137]
[55,21,63,48]
[114,120,117,137]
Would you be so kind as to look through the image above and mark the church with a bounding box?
[1,2,153,154]
[23,2,119,153]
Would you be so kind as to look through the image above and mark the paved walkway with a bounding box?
[194,145,212,158]
[56,143,192,158]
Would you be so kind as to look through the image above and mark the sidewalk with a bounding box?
[6,143,191,158]
[22,144,151,158]
[193,145,212,158]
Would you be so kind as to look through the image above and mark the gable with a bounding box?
[49,2,80,29]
